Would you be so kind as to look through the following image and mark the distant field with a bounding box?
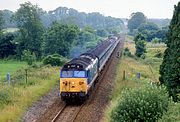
[0,61,26,80]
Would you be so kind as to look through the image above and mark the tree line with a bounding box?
[128,12,168,43]
[1,6,125,31]
[0,2,123,60]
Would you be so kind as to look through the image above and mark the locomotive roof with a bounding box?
[62,56,95,70]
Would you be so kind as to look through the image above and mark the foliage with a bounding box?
[123,47,132,57]
[43,54,66,66]
[13,2,44,59]
[96,29,108,37]
[0,33,16,58]
[1,10,16,28]
[1,7,126,31]
[70,26,100,58]
[128,12,147,33]
[148,19,170,28]
[138,22,159,32]
[152,37,161,44]
[110,86,169,122]
[46,8,125,30]
[22,50,36,65]
[0,10,4,36]
[159,101,180,122]
[43,21,79,57]
[134,33,147,57]
[137,22,168,42]
[160,2,180,102]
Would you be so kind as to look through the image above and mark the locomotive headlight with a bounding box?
[72,81,75,84]
[79,81,84,85]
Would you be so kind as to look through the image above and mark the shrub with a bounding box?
[123,47,132,57]
[110,86,169,122]
[159,101,180,122]
[22,50,36,65]
[43,54,66,66]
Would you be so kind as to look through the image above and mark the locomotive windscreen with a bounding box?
[61,70,86,78]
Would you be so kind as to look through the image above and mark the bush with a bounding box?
[22,50,36,65]
[43,54,66,66]
[110,86,169,122]
[159,101,180,122]
[123,47,132,57]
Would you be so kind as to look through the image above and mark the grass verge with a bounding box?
[0,65,59,122]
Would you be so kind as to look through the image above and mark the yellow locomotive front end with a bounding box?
[60,70,88,100]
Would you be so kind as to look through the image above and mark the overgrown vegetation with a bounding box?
[106,37,180,122]
[43,54,67,66]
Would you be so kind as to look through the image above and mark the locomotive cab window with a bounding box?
[61,71,73,78]
[61,70,86,78]
[74,71,86,78]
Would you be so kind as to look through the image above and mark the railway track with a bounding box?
[50,103,85,122]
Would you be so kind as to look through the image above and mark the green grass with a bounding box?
[0,61,27,80]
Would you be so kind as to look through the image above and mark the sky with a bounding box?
[0,0,179,19]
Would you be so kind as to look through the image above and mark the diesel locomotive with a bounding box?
[59,36,120,101]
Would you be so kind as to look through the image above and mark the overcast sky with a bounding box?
[0,0,179,19]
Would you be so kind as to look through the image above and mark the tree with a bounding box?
[0,33,16,58]
[128,12,147,33]
[138,22,159,32]
[134,33,146,57]
[0,10,4,36]
[43,22,79,57]
[159,2,180,102]
[13,2,44,59]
